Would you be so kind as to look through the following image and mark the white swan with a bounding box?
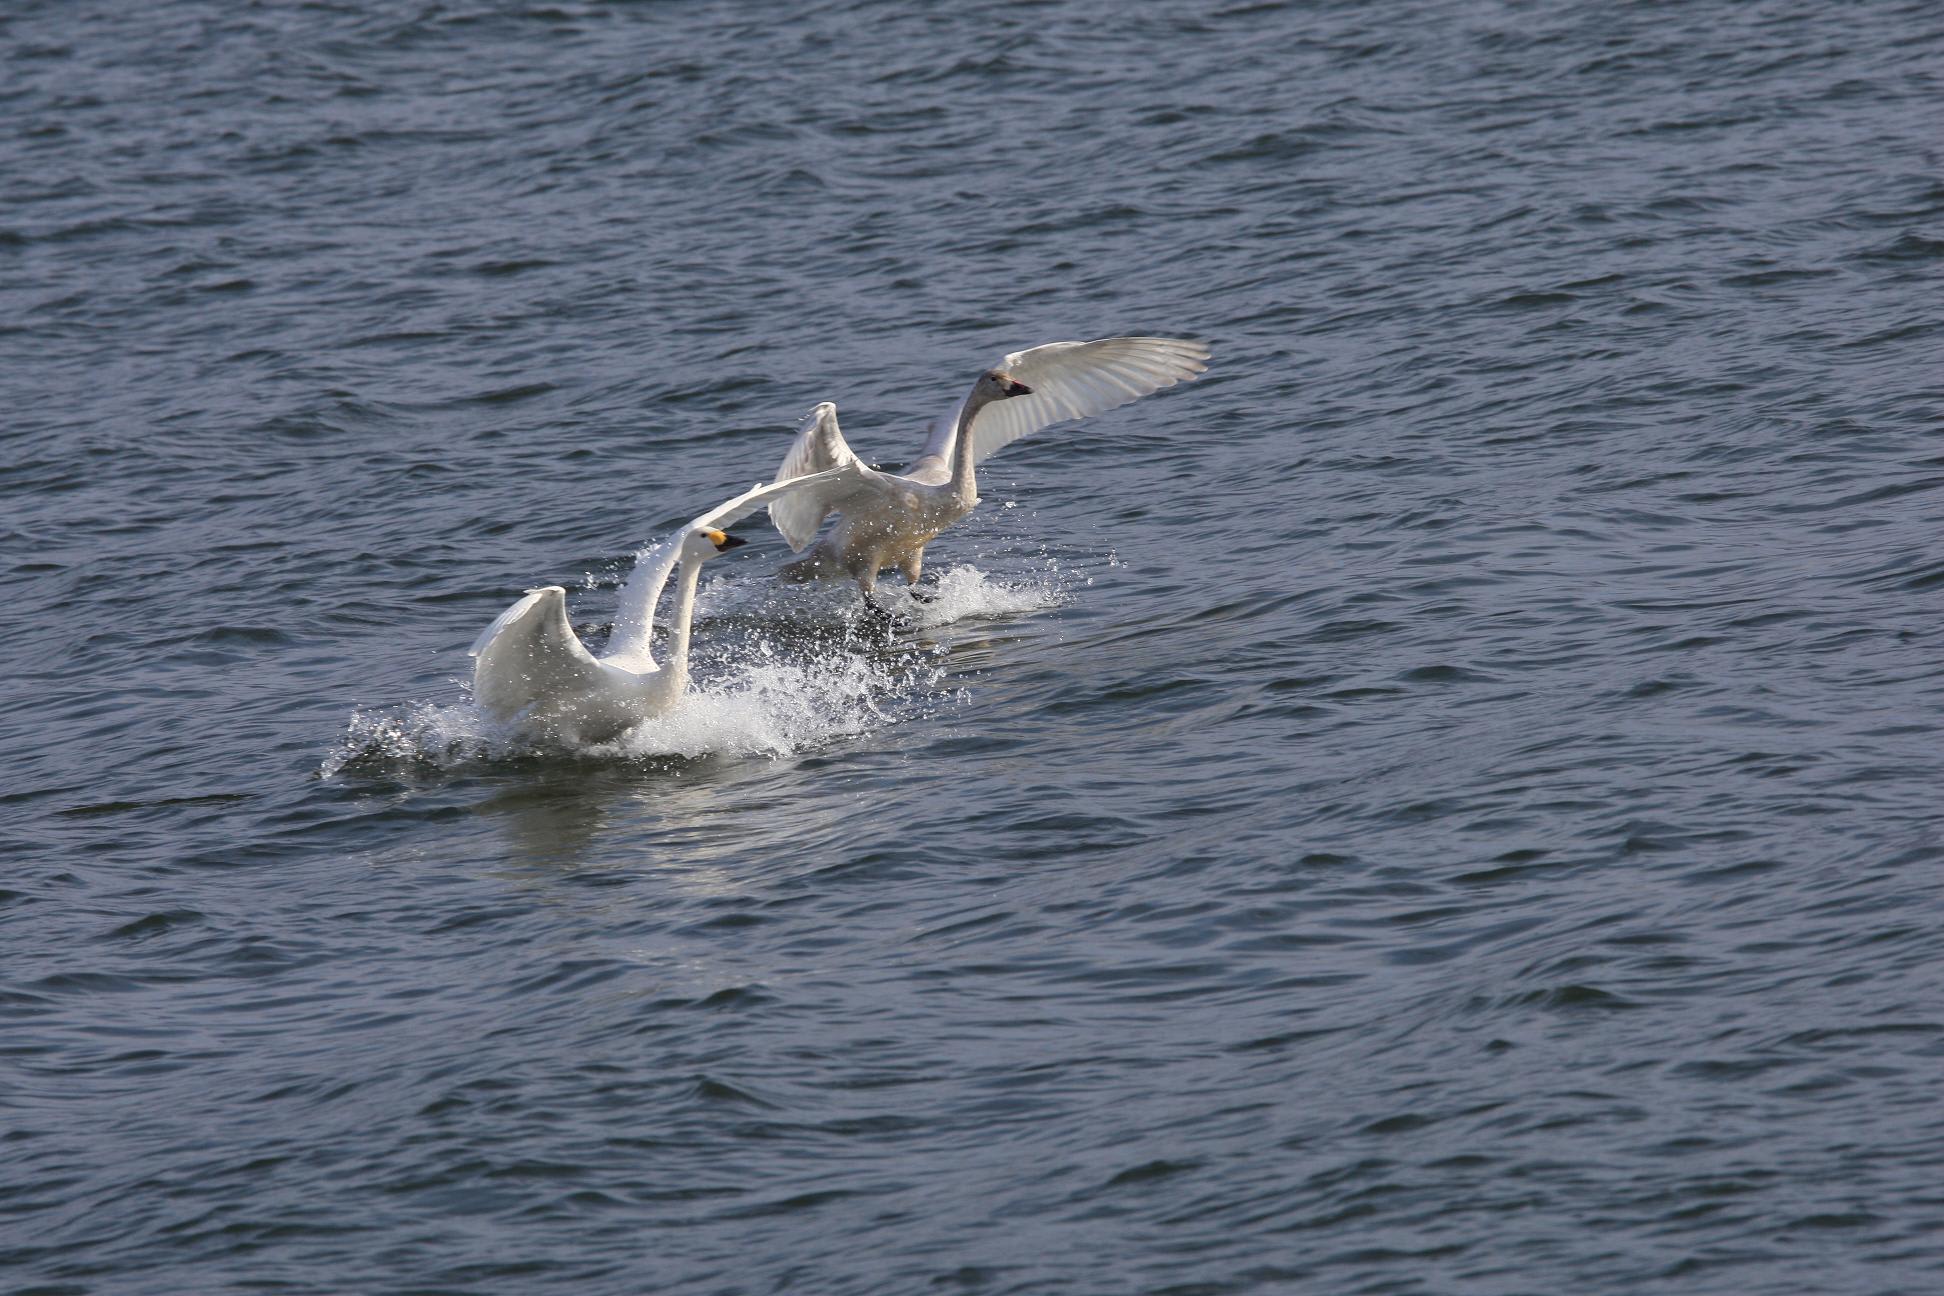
[469,473,844,745]
[767,336,1210,600]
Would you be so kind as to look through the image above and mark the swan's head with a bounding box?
[681,527,749,563]
[978,370,1033,400]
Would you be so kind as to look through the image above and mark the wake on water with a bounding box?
[320,564,1064,777]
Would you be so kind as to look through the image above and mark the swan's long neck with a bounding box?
[947,390,994,509]
[659,558,704,697]
[606,535,681,667]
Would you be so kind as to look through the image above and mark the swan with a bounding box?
[468,473,845,745]
[767,336,1210,601]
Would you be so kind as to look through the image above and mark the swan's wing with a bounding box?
[774,403,858,480]
[604,467,862,666]
[920,337,1211,469]
[470,586,611,720]
[700,467,859,534]
[766,405,876,551]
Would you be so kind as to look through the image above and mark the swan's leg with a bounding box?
[853,555,911,632]
[851,540,904,599]
[856,578,904,634]
[899,547,938,604]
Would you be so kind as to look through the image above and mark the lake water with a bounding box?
[5,2,1943,1292]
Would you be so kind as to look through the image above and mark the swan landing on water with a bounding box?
[765,336,1211,601]
[468,473,845,745]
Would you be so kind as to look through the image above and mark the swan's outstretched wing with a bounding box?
[767,403,875,551]
[918,337,1211,468]
[603,467,861,667]
[699,468,858,533]
[470,586,611,720]
[774,402,858,481]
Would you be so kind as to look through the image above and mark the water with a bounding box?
[5,1,1942,1291]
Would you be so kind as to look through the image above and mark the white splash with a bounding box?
[600,639,921,761]
[320,562,1065,776]
[320,699,500,777]
[904,562,1062,628]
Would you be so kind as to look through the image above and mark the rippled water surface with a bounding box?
[6,2,1944,1292]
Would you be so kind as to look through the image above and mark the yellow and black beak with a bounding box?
[708,529,748,552]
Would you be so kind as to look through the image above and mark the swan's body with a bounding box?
[469,474,842,745]
[768,336,1210,597]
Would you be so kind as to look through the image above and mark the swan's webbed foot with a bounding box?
[902,567,939,603]
[856,595,911,635]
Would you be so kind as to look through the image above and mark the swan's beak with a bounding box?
[715,533,749,551]
[1002,377,1033,397]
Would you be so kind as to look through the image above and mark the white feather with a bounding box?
[946,337,1210,467]
[770,336,1211,593]
[915,337,1209,469]
[468,585,617,722]
[766,403,875,552]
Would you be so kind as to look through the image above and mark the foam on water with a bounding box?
[320,563,1062,776]
[904,561,1066,629]
[321,698,500,777]
[604,644,912,761]
[319,646,917,776]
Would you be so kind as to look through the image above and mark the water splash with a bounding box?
[321,647,915,776]
[320,698,501,777]
[695,560,1068,631]
[602,642,917,761]
[321,563,1063,776]
[909,562,1063,627]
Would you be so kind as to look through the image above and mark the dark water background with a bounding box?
[6,1,1944,1292]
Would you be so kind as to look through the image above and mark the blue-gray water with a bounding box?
[5,2,1943,1293]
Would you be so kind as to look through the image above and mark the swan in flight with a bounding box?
[767,336,1210,600]
[469,473,844,745]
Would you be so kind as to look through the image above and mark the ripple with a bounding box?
[5,1,1944,1293]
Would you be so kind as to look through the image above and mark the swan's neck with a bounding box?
[606,535,680,666]
[947,391,993,509]
[660,558,704,697]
